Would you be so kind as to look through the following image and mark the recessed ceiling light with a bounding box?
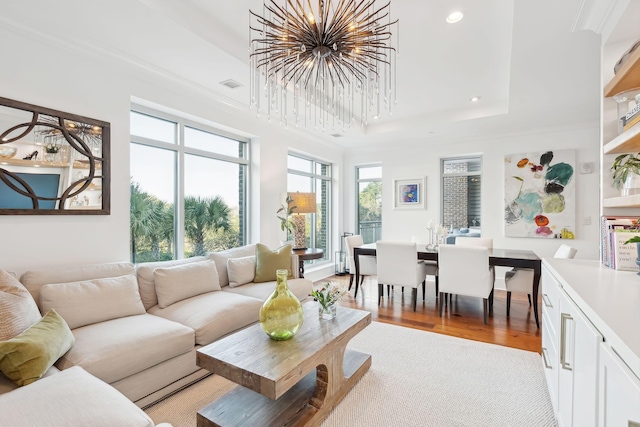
[446,11,464,24]
[470,96,481,102]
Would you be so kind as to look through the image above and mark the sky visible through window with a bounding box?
[130,116,241,209]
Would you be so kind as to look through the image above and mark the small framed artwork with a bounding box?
[393,177,426,210]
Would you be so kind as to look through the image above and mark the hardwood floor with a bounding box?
[314,274,542,353]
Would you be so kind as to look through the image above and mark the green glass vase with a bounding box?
[259,269,304,340]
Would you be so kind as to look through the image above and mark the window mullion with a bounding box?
[175,122,186,259]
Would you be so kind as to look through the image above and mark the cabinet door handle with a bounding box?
[560,312,573,371]
[541,347,552,369]
[542,294,552,308]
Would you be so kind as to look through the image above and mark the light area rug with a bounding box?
[145,321,557,427]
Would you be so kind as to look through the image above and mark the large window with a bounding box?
[287,154,331,263]
[130,108,249,263]
[356,165,382,244]
[441,156,482,230]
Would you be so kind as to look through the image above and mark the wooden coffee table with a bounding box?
[196,302,372,427]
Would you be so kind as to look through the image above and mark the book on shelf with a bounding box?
[610,230,640,271]
[600,216,638,268]
[623,113,640,131]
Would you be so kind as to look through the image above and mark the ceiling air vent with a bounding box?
[220,79,243,89]
[330,133,343,138]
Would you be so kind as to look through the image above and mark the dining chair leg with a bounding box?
[506,291,512,317]
[412,288,417,311]
[360,275,365,287]
[439,292,444,317]
[435,276,439,297]
[449,294,453,304]
[422,281,426,301]
[527,294,532,306]
[354,280,359,299]
[387,285,391,297]
[402,286,404,293]
[378,283,383,306]
[483,299,488,325]
[489,289,494,313]
[348,274,354,290]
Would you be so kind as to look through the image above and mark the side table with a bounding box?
[292,248,324,278]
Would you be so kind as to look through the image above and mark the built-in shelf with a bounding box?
[603,194,640,208]
[604,46,640,97]
[603,122,640,154]
[0,158,69,168]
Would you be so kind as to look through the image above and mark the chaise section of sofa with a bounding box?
[0,366,156,427]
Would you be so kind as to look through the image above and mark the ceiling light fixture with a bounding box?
[446,11,463,24]
[470,96,481,102]
[249,0,399,131]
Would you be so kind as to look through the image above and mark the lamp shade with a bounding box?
[287,192,316,214]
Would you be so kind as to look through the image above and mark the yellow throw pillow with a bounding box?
[254,243,293,283]
[0,309,75,386]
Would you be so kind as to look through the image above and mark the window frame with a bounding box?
[287,152,332,263]
[440,155,482,230]
[130,105,250,260]
[356,164,382,244]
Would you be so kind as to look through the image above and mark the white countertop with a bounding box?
[543,258,640,378]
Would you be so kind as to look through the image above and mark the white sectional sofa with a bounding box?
[0,244,313,426]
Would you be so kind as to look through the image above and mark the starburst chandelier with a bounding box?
[249,0,399,131]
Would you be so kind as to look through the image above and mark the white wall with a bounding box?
[0,26,344,276]
[345,124,601,261]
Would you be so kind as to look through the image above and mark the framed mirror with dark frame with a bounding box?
[0,97,110,215]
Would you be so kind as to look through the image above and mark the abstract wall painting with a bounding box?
[393,177,426,210]
[504,150,575,238]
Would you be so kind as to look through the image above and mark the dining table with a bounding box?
[353,243,543,328]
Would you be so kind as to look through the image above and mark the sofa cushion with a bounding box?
[40,275,146,330]
[223,278,312,303]
[254,243,293,283]
[227,256,256,288]
[55,314,194,384]
[136,256,207,310]
[0,310,75,386]
[0,270,41,341]
[207,244,256,287]
[0,366,59,395]
[148,291,262,346]
[20,262,135,310]
[154,260,221,308]
[0,366,154,427]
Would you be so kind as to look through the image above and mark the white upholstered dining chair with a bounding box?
[345,235,377,297]
[504,244,577,316]
[376,241,428,311]
[411,236,439,298]
[438,244,494,324]
[455,237,493,248]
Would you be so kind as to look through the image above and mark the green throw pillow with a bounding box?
[254,243,293,283]
[0,309,75,386]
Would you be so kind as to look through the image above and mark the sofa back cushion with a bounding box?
[136,256,207,310]
[40,275,145,329]
[227,256,256,288]
[207,244,256,287]
[20,262,135,311]
[0,270,41,341]
[153,260,221,308]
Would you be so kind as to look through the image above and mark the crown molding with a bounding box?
[572,0,629,43]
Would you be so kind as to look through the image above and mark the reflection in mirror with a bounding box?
[0,97,110,214]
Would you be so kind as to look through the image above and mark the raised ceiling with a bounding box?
[1,0,602,148]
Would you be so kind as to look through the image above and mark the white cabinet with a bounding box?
[599,342,640,426]
[556,290,602,427]
[542,264,603,427]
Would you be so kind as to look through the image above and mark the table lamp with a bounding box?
[287,192,316,249]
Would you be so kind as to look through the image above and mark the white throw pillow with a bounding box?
[40,275,146,330]
[153,260,220,308]
[227,256,256,288]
